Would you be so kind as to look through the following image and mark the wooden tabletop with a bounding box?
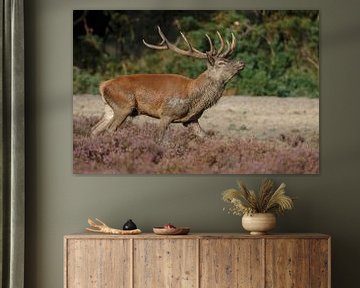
[65,232,330,240]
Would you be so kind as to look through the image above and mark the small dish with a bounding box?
[153,227,190,235]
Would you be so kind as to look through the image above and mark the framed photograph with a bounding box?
[73,10,319,174]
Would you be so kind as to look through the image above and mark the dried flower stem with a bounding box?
[222,179,294,216]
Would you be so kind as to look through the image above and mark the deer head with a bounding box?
[143,26,245,84]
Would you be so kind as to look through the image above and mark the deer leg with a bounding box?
[91,104,114,136]
[184,120,206,138]
[107,107,132,134]
[91,116,112,136]
[158,116,173,142]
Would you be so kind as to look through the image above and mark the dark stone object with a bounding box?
[123,219,137,230]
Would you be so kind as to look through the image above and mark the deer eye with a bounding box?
[218,61,227,66]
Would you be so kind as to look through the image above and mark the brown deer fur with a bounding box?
[91,27,245,140]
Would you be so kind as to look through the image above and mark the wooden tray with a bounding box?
[153,227,190,235]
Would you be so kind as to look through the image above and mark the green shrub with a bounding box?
[73,67,100,95]
[73,10,319,97]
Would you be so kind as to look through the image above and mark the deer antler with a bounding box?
[143,26,209,59]
[86,218,142,235]
[143,26,237,59]
[219,33,236,58]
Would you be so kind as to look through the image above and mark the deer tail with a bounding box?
[99,80,110,103]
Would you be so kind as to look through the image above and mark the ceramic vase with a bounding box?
[242,213,276,235]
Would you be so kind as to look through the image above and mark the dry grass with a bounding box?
[73,95,319,148]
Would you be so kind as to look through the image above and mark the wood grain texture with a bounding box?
[64,234,330,288]
[133,239,198,288]
[66,239,131,288]
[265,239,310,288]
[65,233,330,240]
[310,239,330,288]
[200,239,264,288]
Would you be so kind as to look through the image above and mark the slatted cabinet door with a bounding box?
[266,239,310,287]
[64,234,330,288]
[309,239,330,288]
[65,239,131,288]
[200,239,264,288]
[133,239,198,288]
[265,238,330,288]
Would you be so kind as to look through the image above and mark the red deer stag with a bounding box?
[91,26,245,139]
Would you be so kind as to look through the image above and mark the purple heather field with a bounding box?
[73,95,319,174]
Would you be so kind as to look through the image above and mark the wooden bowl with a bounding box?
[153,227,190,235]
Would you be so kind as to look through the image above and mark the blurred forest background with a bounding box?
[73,10,319,97]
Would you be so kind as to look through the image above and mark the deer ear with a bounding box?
[206,52,215,66]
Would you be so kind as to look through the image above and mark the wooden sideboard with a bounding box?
[64,233,330,288]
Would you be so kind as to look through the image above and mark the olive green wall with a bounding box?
[25,0,360,287]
